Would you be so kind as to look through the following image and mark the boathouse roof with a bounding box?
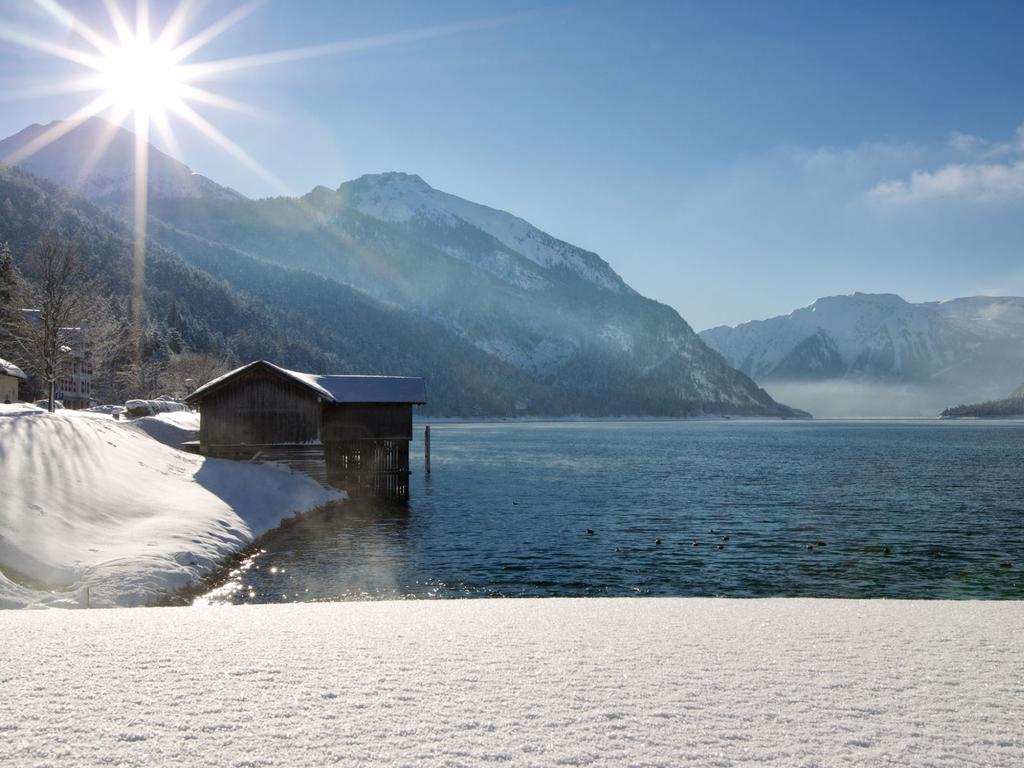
[185,360,427,405]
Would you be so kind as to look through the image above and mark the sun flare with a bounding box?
[0,0,490,366]
[96,38,186,118]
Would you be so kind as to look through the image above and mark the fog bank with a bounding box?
[764,380,978,418]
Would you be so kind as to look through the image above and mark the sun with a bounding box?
[96,37,186,118]
[0,0,488,366]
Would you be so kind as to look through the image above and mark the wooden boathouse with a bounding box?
[184,360,427,498]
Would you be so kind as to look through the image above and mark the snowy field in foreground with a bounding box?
[2,598,1022,767]
[0,406,341,609]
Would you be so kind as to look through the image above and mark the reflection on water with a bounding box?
[197,420,1024,603]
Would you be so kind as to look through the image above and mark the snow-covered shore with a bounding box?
[1,598,1021,766]
[0,405,341,609]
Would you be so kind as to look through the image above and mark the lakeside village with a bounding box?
[0,255,428,609]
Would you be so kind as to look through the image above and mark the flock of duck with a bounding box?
[587,527,828,554]
[582,528,1014,569]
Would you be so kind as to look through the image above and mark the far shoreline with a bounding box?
[414,414,1024,425]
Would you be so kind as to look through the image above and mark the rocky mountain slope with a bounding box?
[1,117,803,417]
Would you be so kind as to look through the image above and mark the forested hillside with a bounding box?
[941,384,1024,418]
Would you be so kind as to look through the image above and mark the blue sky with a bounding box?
[1,0,1023,328]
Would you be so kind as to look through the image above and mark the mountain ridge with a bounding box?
[0,117,805,417]
[700,292,1024,416]
[0,118,245,204]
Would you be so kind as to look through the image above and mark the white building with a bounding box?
[55,328,93,409]
[19,310,94,409]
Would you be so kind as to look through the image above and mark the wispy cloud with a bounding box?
[867,123,1024,205]
[671,122,1024,327]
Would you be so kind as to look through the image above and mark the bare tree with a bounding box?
[86,295,133,404]
[8,239,101,412]
[117,358,166,401]
[0,242,18,356]
[159,351,233,400]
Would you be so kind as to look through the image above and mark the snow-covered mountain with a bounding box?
[335,172,626,292]
[0,118,244,203]
[700,293,1024,415]
[150,171,799,414]
[0,118,802,417]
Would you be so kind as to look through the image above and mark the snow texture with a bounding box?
[929,295,1024,340]
[188,360,427,404]
[130,410,200,448]
[0,407,340,609]
[1,598,1021,767]
[342,172,625,291]
[124,398,188,416]
[0,356,27,379]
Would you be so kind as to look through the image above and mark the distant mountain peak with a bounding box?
[344,171,430,190]
[805,292,908,311]
[0,117,244,203]
[333,171,627,293]
[700,292,1024,415]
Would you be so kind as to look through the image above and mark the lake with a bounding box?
[197,419,1024,603]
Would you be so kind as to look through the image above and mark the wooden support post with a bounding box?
[425,425,431,475]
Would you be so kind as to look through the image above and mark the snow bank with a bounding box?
[124,397,188,417]
[131,410,200,447]
[85,403,126,415]
[0,598,1021,767]
[0,406,341,609]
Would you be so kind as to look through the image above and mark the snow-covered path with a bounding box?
[2,598,1022,767]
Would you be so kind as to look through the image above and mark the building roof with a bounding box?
[185,360,427,405]
[0,357,27,380]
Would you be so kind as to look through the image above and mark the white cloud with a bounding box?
[868,123,1024,206]
[665,123,1024,327]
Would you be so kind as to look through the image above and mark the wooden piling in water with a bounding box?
[425,425,431,475]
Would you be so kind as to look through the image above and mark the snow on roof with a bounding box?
[0,357,27,380]
[186,360,427,404]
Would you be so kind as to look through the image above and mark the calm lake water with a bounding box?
[198,420,1024,603]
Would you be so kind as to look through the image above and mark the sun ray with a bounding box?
[176,83,267,118]
[169,0,262,64]
[0,22,104,68]
[102,0,133,45]
[134,0,150,45]
[0,75,105,102]
[4,92,116,165]
[149,106,183,160]
[170,98,287,192]
[178,18,501,82]
[72,104,130,187]
[131,109,149,365]
[31,0,116,55]
[153,0,197,51]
